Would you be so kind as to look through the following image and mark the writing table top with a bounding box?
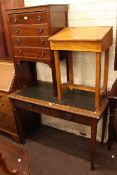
[9,81,108,119]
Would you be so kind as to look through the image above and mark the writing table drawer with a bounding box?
[8,11,48,24]
[12,99,91,126]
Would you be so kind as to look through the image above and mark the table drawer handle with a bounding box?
[41,52,45,57]
[17,49,22,55]
[37,16,42,21]
[13,17,17,23]
[40,40,44,46]
[63,113,73,120]
[38,27,43,33]
[16,39,21,45]
[15,29,19,34]
[27,103,33,107]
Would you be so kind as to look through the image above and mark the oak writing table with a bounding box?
[9,81,108,170]
[49,27,113,109]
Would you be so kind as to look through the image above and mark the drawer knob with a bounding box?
[38,27,43,33]
[18,49,22,55]
[37,16,42,21]
[16,39,21,45]
[41,52,45,57]
[40,40,44,46]
[15,29,19,34]
[27,103,33,107]
[63,113,72,120]
[13,17,17,23]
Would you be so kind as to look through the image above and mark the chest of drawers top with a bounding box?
[7,5,67,63]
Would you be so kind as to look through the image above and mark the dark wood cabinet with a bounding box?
[6,5,68,95]
[0,0,24,60]
[7,5,67,63]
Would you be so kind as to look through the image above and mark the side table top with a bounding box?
[49,26,112,41]
[49,26,113,52]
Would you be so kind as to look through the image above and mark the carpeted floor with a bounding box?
[0,125,117,175]
[24,125,117,175]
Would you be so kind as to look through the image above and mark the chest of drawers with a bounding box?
[7,5,67,65]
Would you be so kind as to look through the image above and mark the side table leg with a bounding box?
[101,105,108,144]
[54,50,62,100]
[95,53,101,108]
[91,119,98,170]
[66,51,74,84]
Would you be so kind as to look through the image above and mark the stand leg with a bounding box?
[54,50,62,100]
[103,49,109,95]
[101,105,108,144]
[91,119,98,170]
[66,51,74,84]
[95,53,101,108]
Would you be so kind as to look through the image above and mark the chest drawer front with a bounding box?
[8,11,48,25]
[14,47,51,61]
[9,24,49,36]
[12,36,50,47]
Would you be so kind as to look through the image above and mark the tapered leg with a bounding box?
[54,50,62,100]
[95,53,101,108]
[66,51,74,84]
[103,49,109,95]
[91,119,98,170]
[101,105,108,144]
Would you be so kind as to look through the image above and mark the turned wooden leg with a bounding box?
[101,105,108,144]
[91,119,98,170]
[0,153,18,175]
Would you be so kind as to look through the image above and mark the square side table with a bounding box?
[49,27,113,109]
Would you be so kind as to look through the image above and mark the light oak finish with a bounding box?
[49,26,113,109]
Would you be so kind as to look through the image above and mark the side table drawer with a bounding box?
[8,11,48,24]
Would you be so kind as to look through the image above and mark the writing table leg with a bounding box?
[91,119,98,170]
[101,105,108,144]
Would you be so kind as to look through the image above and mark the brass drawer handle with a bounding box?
[13,17,17,23]
[17,49,22,55]
[40,40,44,46]
[63,113,72,120]
[41,52,45,57]
[38,27,43,33]
[37,16,42,21]
[16,39,21,45]
[15,29,19,34]
[27,103,33,107]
